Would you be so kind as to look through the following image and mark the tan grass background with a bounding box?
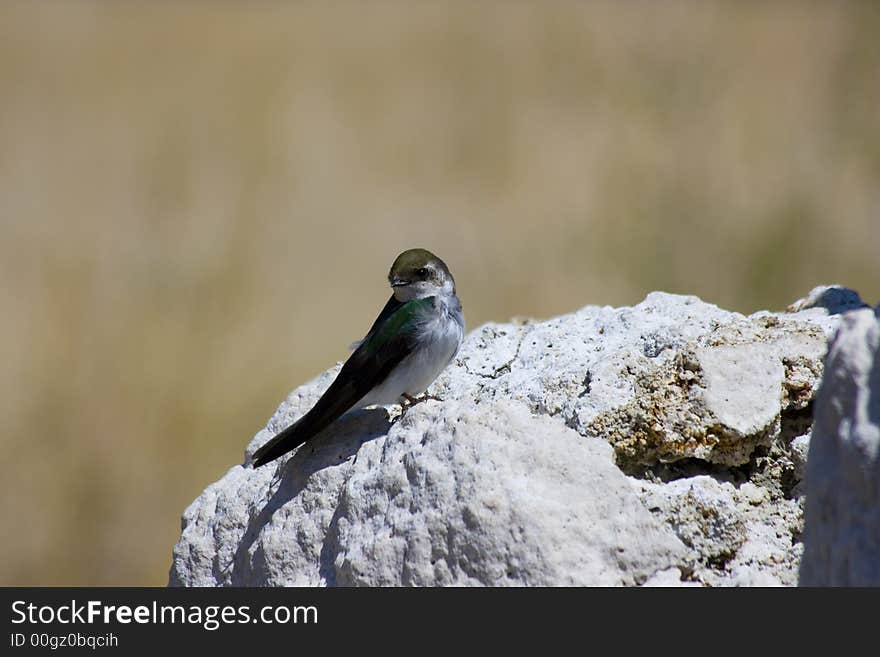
[1,1,878,585]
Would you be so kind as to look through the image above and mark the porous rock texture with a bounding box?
[799,305,880,585]
[169,286,864,587]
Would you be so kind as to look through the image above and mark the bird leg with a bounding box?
[402,392,443,408]
[392,392,443,424]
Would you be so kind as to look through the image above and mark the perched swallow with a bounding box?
[252,248,464,467]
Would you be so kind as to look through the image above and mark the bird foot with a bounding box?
[402,392,443,408]
[392,392,443,423]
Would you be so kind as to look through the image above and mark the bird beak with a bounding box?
[390,278,409,288]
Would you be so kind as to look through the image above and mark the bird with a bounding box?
[251,248,465,467]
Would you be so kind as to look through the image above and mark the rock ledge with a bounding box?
[169,286,864,586]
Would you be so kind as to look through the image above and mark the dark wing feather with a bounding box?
[360,295,404,343]
[251,297,431,467]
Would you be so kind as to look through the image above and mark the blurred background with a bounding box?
[1,1,878,585]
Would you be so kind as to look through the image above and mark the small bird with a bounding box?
[252,248,465,467]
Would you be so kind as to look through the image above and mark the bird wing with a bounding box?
[348,294,404,350]
[252,296,433,467]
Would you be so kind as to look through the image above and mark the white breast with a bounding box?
[354,298,463,408]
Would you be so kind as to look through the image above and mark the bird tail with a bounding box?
[251,419,312,467]
[252,356,373,467]
[251,394,351,467]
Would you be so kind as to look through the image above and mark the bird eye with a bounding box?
[415,267,428,278]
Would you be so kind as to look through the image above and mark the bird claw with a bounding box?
[402,392,443,407]
[393,392,443,422]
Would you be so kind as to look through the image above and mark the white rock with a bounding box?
[171,401,687,586]
[727,566,783,587]
[799,306,880,586]
[332,401,686,586]
[636,476,744,566]
[789,434,811,483]
[738,482,770,506]
[563,298,835,468]
[169,288,860,587]
[641,567,701,587]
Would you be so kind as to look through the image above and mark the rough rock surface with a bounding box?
[170,286,861,587]
[799,306,880,586]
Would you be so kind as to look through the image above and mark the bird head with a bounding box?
[388,248,456,301]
